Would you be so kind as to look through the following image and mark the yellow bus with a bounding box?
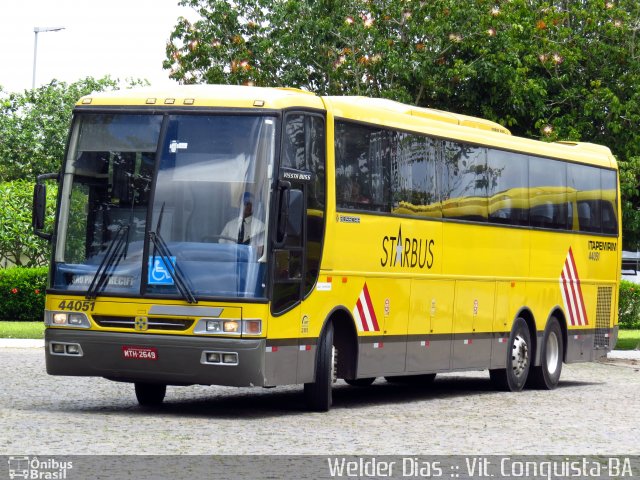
[33,85,620,411]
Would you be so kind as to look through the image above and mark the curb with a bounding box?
[606,349,640,360]
[0,339,44,348]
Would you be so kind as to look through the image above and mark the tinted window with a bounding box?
[487,150,529,226]
[274,113,327,313]
[529,156,570,230]
[335,121,390,211]
[391,133,440,218]
[601,169,618,235]
[332,119,617,236]
[568,163,602,232]
[440,142,488,221]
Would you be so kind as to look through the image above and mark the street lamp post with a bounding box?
[32,26,65,89]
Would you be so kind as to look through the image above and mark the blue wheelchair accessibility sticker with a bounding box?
[148,256,176,285]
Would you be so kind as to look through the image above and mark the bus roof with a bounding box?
[323,95,617,169]
[76,84,325,110]
[77,85,617,169]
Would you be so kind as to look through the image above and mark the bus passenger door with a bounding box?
[270,112,327,384]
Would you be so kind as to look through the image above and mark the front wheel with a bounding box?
[304,322,335,411]
[134,382,166,406]
[528,317,563,389]
[490,317,531,392]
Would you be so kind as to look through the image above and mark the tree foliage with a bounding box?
[0,180,56,267]
[166,0,640,248]
[0,76,144,182]
[0,76,149,267]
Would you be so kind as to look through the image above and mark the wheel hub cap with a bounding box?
[512,335,529,377]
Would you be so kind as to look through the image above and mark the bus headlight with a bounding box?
[196,319,262,337]
[206,320,223,333]
[45,311,91,328]
[223,320,240,333]
[205,319,239,333]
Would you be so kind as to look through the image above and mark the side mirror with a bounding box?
[32,184,47,231]
[32,173,58,241]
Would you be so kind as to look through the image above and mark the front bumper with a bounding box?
[45,329,267,387]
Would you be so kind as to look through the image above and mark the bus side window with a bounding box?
[601,169,618,235]
[577,201,593,232]
[601,201,618,234]
[530,202,554,228]
[487,150,528,226]
[335,121,390,212]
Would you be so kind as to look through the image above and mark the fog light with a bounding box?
[206,352,221,363]
[52,343,65,354]
[222,353,238,364]
[66,344,81,355]
[53,313,67,325]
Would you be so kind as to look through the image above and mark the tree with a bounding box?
[0,76,145,182]
[0,180,56,267]
[166,0,640,248]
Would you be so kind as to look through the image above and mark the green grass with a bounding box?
[616,329,640,350]
[0,321,638,350]
[0,321,45,339]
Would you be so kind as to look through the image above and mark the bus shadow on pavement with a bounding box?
[331,376,601,409]
[114,373,602,418]
[40,372,601,419]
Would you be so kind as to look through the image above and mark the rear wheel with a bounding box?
[134,382,166,406]
[490,317,531,392]
[304,322,335,411]
[528,317,563,389]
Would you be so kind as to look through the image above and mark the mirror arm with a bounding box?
[37,172,60,183]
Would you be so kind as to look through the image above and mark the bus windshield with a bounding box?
[52,113,276,300]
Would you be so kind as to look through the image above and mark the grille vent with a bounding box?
[93,316,193,331]
[594,286,613,348]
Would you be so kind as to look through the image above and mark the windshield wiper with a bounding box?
[85,224,129,300]
[148,204,197,304]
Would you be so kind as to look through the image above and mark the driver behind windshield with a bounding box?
[219,192,265,245]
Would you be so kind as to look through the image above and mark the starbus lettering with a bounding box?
[380,226,434,269]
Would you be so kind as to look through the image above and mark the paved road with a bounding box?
[1,348,638,456]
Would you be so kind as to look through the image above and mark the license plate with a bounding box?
[122,346,158,361]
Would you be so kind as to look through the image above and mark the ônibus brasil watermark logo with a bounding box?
[7,456,73,479]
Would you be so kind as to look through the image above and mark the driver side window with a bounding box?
[272,112,326,314]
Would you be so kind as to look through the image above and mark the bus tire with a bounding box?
[304,321,335,411]
[134,382,166,406]
[528,317,563,390]
[345,377,376,387]
[490,317,531,392]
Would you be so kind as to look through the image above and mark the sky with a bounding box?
[0,0,196,93]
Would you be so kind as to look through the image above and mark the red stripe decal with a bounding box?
[560,248,588,326]
[356,297,369,332]
[362,283,380,331]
